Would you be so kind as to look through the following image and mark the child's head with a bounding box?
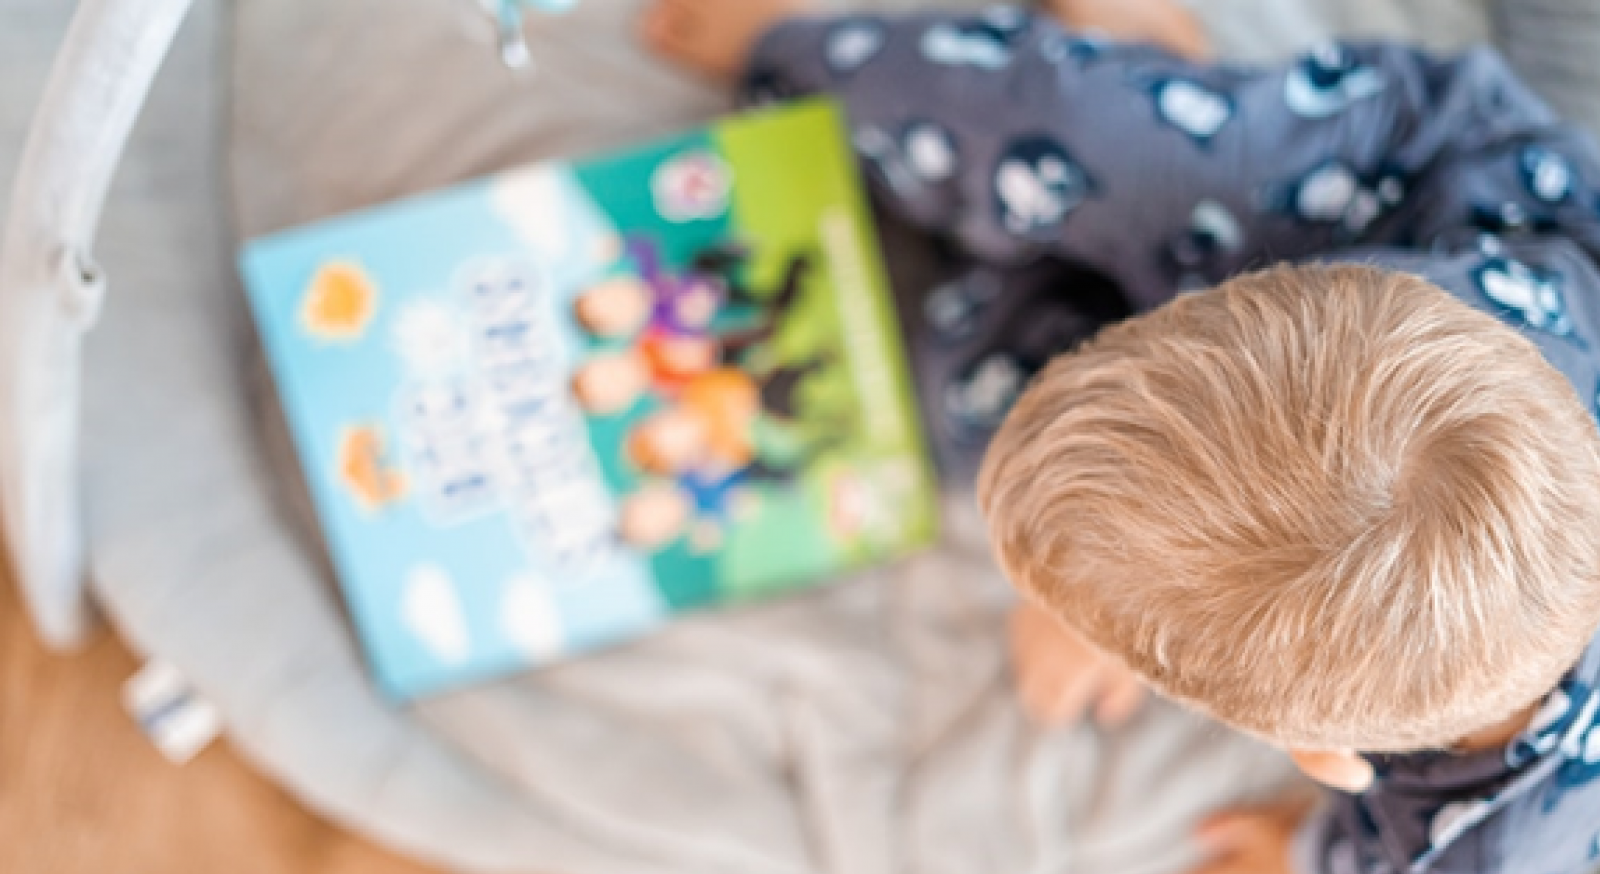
[629,406,711,474]
[979,265,1600,754]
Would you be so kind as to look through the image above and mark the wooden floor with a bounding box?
[0,560,442,874]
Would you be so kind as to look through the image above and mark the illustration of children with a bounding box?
[570,239,813,410]
[568,237,845,553]
[619,364,839,551]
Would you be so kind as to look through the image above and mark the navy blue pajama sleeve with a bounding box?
[746,9,1600,308]
[743,9,1600,874]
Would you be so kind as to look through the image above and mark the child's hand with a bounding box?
[1189,799,1315,874]
[1010,602,1145,727]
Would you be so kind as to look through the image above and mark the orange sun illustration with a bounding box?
[301,260,379,341]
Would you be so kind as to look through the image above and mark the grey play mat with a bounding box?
[4,0,1599,872]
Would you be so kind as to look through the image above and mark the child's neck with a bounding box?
[1455,701,1539,752]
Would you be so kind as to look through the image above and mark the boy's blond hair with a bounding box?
[979,265,1600,751]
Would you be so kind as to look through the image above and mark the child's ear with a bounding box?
[1289,749,1374,793]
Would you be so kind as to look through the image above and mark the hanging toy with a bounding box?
[486,0,578,69]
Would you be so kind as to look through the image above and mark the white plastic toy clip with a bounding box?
[123,660,222,764]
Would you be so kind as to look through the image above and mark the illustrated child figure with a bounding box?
[641,2,1600,873]
[571,240,840,551]
[619,373,762,552]
[571,241,817,414]
[619,364,835,551]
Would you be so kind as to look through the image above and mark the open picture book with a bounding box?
[240,100,939,699]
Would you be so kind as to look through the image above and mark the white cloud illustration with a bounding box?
[499,575,565,660]
[402,565,471,665]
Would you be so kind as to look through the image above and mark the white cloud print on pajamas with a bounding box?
[920,22,1016,70]
[825,20,886,74]
[1283,42,1387,119]
[1521,145,1576,205]
[1474,255,1575,337]
[854,119,959,199]
[1275,160,1404,239]
[903,121,958,182]
[993,137,1094,237]
[1149,79,1234,146]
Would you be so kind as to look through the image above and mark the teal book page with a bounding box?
[240,99,937,700]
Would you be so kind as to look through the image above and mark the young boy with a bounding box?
[642,2,1600,873]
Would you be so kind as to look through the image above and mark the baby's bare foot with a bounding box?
[1047,0,1211,60]
[640,0,813,83]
